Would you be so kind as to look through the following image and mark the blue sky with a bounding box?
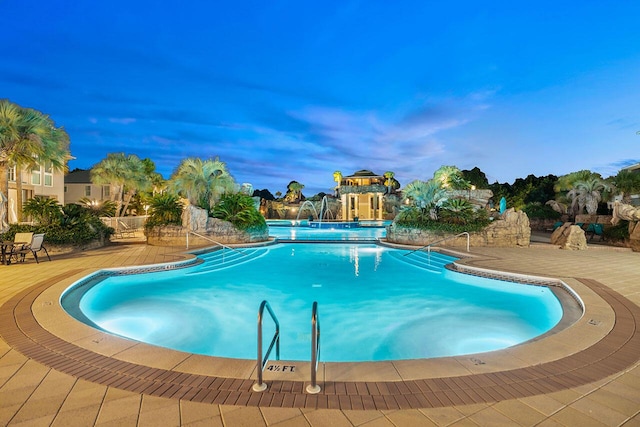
[2,1,639,195]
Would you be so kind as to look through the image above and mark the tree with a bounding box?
[461,167,489,188]
[612,169,640,203]
[0,100,70,222]
[567,177,611,215]
[91,153,149,217]
[384,171,395,194]
[432,165,470,190]
[169,157,235,212]
[403,179,449,220]
[333,171,342,191]
[285,181,305,203]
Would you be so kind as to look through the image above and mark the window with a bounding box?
[64,186,68,193]
[8,166,16,182]
[103,186,110,198]
[85,185,91,197]
[31,165,41,185]
[44,161,53,186]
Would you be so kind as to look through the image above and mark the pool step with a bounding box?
[186,248,265,274]
[389,251,452,273]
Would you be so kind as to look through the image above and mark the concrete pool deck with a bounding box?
[0,239,638,426]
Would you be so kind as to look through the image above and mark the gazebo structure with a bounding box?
[337,170,386,220]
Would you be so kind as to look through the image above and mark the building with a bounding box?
[337,170,386,220]
[63,169,111,205]
[5,162,65,224]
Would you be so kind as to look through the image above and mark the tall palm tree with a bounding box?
[333,170,342,195]
[384,171,395,194]
[169,157,235,211]
[91,153,149,217]
[0,100,71,223]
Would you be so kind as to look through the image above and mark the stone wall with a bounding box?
[146,218,269,246]
[386,209,531,248]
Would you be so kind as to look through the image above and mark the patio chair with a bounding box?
[116,220,136,238]
[6,232,34,264]
[585,223,604,241]
[16,233,51,263]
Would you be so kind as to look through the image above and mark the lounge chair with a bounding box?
[115,220,136,238]
[585,223,604,241]
[16,233,51,263]
[547,221,564,232]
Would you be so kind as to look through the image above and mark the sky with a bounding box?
[2,1,639,196]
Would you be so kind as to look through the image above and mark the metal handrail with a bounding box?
[252,300,280,392]
[186,230,244,254]
[306,301,321,394]
[404,231,470,256]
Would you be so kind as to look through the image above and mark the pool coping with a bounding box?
[1,246,639,410]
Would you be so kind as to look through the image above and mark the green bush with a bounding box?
[212,193,267,232]
[603,221,630,241]
[394,206,490,233]
[522,202,561,219]
[1,218,113,245]
[145,193,183,228]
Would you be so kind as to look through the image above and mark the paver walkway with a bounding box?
[1,241,639,426]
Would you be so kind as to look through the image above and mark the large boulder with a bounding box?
[550,224,587,250]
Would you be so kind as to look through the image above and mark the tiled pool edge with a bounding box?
[1,271,638,410]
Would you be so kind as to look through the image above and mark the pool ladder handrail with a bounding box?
[252,300,280,392]
[403,231,470,256]
[185,230,245,255]
[306,301,321,394]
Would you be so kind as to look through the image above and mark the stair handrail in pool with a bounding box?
[185,230,244,254]
[403,231,470,256]
[252,300,281,392]
[306,301,321,394]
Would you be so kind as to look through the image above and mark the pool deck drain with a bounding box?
[1,242,639,425]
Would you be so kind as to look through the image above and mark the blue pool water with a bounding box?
[62,243,563,362]
[267,220,387,241]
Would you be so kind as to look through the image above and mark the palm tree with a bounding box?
[403,179,449,219]
[0,100,70,222]
[170,157,235,211]
[286,181,305,203]
[612,169,640,203]
[333,171,342,195]
[568,177,611,215]
[384,171,395,194]
[91,153,149,217]
[432,165,469,190]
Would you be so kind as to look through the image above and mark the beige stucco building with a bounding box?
[5,162,65,223]
[337,170,386,220]
[63,169,111,205]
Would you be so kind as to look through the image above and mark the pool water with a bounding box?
[62,243,563,362]
[267,221,387,241]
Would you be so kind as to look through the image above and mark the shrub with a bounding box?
[212,193,267,232]
[145,193,183,228]
[603,220,630,241]
[522,202,561,219]
[394,206,490,233]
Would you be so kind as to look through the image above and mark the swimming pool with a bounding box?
[267,220,388,241]
[61,243,563,362]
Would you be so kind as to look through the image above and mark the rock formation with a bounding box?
[550,223,587,250]
[612,201,640,252]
